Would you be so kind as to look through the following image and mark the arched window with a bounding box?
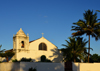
[39,43,47,51]
[21,41,24,48]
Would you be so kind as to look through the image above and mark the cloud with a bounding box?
[44,16,48,17]
[44,21,48,23]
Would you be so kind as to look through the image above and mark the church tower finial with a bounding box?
[20,28,22,30]
[42,33,44,37]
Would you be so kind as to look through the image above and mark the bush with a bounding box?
[12,59,18,62]
[28,67,37,71]
[20,58,32,62]
[46,59,52,62]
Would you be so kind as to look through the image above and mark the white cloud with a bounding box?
[44,16,48,17]
[45,21,48,23]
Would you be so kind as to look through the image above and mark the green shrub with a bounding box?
[46,59,52,62]
[12,59,18,62]
[20,58,32,62]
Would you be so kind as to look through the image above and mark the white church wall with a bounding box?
[29,37,62,62]
[15,37,63,62]
[16,49,63,62]
[29,37,57,51]
[12,28,63,63]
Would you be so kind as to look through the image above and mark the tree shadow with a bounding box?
[49,48,63,63]
[0,62,20,71]
[0,58,64,71]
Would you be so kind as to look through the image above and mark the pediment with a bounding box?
[16,28,26,37]
[29,37,57,48]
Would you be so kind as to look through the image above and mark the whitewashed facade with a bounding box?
[12,28,63,62]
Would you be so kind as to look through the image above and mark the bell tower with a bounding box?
[13,28,29,52]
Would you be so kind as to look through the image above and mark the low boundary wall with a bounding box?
[0,62,64,71]
[72,62,100,71]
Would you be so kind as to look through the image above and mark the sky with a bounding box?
[0,0,100,55]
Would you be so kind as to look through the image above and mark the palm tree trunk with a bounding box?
[88,35,90,63]
[74,42,76,62]
[74,52,76,62]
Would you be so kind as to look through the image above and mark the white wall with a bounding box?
[0,62,20,71]
[0,62,64,71]
[12,29,63,63]
[15,37,63,62]
[72,62,100,71]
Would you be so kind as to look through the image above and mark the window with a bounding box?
[39,43,47,51]
[21,41,24,48]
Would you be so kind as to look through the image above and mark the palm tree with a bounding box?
[96,10,100,12]
[61,37,88,62]
[71,10,100,62]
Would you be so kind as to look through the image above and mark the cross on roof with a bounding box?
[42,33,44,37]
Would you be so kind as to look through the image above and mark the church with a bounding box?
[11,28,63,62]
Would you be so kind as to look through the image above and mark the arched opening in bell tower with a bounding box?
[21,41,24,48]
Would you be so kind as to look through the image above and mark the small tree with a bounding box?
[0,45,5,54]
[5,51,15,62]
[0,45,5,62]
[0,45,15,62]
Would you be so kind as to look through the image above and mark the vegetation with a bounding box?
[61,37,88,62]
[0,45,15,62]
[28,67,37,71]
[96,10,100,12]
[20,58,32,62]
[45,59,52,62]
[0,45,5,55]
[71,10,100,62]
[89,54,100,63]
[4,51,15,62]
[12,59,18,62]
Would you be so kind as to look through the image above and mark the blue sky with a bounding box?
[0,0,100,55]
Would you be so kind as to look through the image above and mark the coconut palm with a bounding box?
[71,10,100,62]
[61,37,88,62]
[96,10,100,12]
